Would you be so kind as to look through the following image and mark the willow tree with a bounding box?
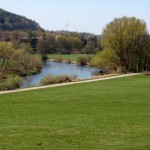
[96,16,150,72]
[0,42,15,71]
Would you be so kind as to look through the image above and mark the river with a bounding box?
[22,61,99,88]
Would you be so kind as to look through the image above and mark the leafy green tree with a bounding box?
[56,35,67,53]
[95,16,150,72]
[91,48,117,70]
[0,42,42,76]
[46,33,57,54]
[37,34,48,60]
[69,36,81,50]
[11,50,42,75]
[0,42,15,71]
[27,31,38,53]
[81,36,100,54]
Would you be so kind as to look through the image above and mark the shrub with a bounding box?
[66,59,72,64]
[40,74,77,85]
[0,76,23,91]
[10,52,43,75]
[55,57,63,63]
[30,57,43,71]
[91,50,117,71]
[143,71,150,76]
[40,75,56,85]
[77,56,90,66]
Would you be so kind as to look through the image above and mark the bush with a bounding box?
[0,76,23,91]
[77,55,92,66]
[55,57,63,63]
[40,75,56,85]
[40,74,77,85]
[10,52,43,76]
[30,57,43,71]
[91,50,117,71]
[66,59,72,64]
[143,71,150,76]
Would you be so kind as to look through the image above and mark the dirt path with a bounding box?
[0,73,141,95]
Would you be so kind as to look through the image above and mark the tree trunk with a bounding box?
[117,65,127,73]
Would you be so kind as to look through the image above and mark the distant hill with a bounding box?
[0,8,41,31]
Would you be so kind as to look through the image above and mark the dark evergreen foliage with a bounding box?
[0,8,41,31]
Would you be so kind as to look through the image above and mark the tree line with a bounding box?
[0,30,102,56]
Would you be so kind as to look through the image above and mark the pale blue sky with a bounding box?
[0,0,150,34]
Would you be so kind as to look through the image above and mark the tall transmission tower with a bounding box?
[66,22,69,31]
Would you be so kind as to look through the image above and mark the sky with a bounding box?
[0,0,150,35]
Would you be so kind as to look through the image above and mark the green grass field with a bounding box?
[36,54,94,62]
[0,75,150,149]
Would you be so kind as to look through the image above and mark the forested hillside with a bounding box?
[0,8,41,31]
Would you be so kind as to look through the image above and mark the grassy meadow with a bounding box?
[0,75,150,149]
[36,54,94,62]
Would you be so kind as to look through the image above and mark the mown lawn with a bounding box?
[0,75,150,150]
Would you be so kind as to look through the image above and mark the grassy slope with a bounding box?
[0,75,150,150]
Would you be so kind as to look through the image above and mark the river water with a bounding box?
[22,61,99,88]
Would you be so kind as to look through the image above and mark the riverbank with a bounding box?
[47,54,93,67]
[37,54,94,62]
[0,73,141,94]
[21,61,100,88]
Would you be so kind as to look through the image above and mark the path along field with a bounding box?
[0,74,149,149]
